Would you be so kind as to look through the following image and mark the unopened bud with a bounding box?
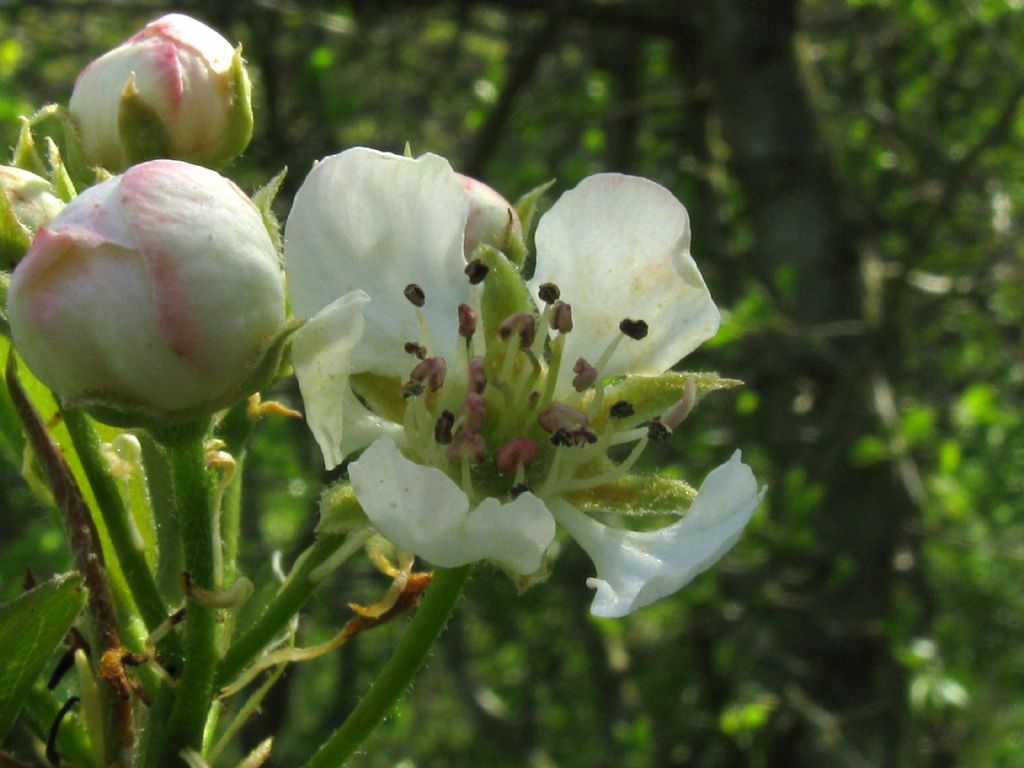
[457,174,525,257]
[7,160,286,429]
[0,166,64,269]
[69,14,253,172]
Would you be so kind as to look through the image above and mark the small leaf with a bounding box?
[252,168,288,253]
[513,179,554,242]
[0,572,85,741]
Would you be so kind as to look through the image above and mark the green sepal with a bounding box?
[70,317,304,432]
[591,371,742,430]
[0,189,32,271]
[252,167,288,253]
[45,137,77,202]
[479,244,536,346]
[317,482,370,535]
[0,272,10,337]
[60,106,93,188]
[118,74,173,169]
[513,178,554,244]
[403,141,414,158]
[12,116,48,176]
[0,572,86,742]
[205,45,254,169]
[564,474,698,518]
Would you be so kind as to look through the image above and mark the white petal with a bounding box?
[549,451,764,617]
[336,387,405,460]
[292,291,370,469]
[349,437,556,575]
[284,148,472,379]
[529,174,720,383]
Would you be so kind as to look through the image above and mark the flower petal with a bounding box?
[529,174,720,382]
[284,148,472,380]
[349,437,556,575]
[549,451,764,617]
[292,290,370,468]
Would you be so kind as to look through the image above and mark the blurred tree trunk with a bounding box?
[677,1,917,765]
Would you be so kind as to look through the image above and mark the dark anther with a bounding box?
[538,283,560,303]
[647,419,670,441]
[465,259,489,284]
[619,318,649,340]
[510,483,534,499]
[551,427,574,447]
[458,304,478,338]
[434,410,455,444]
[404,283,426,307]
[572,428,599,446]
[402,380,425,398]
[551,302,574,334]
[404,341,427,359]
[610,400,635,419]
[47,696,80,767]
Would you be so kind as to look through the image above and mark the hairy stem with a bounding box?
[300,565,473,768]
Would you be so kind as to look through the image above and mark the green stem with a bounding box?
[215,530,368,689]
[161,436,218,764]
[300,565,473,768]
[214,400,254,587]
[61,407,182,663]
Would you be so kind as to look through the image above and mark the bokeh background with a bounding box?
[1,1,1022,766]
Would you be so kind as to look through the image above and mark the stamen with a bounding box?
[572,358,597,392]
[551,427,574,447]
[662,377,697,429]
[467,356,487,393]
[460,393,487,433]
[465,259,489,284]
[434,411,455,444]
[409,357,447,392]
[401,380,425,398]
[496,438,539,476]
[499,313,536,348]
[609,400,635,419]
[550,302,573,334]
[647,419,670,441]
[563,434,650,493]
[538,283,560,304]
[458,304,477,339]
[446,432,487,465]
[538,402,590,434]
[404,283,426,307]
[619,318,648,340]
[404,341,427,359]
[510,483,533,499]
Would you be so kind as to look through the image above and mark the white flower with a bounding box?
[284,147,764,616]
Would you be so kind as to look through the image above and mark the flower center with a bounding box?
[390,277,694,504]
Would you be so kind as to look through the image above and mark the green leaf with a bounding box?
[0,572,85,741]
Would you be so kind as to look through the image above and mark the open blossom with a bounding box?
[284,147,764,617]
[7,159,286,429]
[69,13,253,172]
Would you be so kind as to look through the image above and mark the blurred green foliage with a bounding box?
[1,1,1023,766]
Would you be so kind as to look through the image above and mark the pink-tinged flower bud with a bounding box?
[69,13,253,172]
[7,159,287,429]
[457,173,525,257]
[0,167,64,269]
